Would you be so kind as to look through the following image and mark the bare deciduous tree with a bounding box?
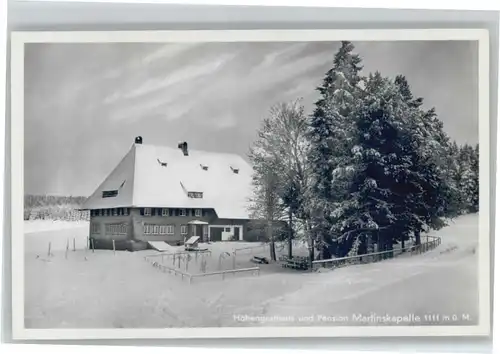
[248,99,311,261]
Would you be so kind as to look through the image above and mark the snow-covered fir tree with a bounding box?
[457,144,479,213]
[306,41,363,259]
[470,143,480,211]
[331,72,420,255]
[393,75,453,244]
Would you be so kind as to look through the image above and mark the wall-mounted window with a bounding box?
[102,190,118,198]
[203,225,208,239]
[162,208,169,216]
[91,223,100,234]
[195,209,202,217]
[180,225,188,235]
[144,208,151,216]
[225,227,231,232]
[105,223,127,235]
[180,209,187,217]
[144,224,175,235]
[124,208,129,216]
[99,209,103,217]
[113,208,118,216]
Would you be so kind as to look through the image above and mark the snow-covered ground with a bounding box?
[24,220,89,235]
[24,214,479,328]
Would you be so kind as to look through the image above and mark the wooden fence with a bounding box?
[145,250,212,260]
[312,235,442,270]
[143,254,260,284]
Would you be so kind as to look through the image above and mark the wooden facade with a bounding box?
[88,206,251,250]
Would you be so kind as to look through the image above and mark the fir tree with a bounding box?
[457,144,479,212]
[393,75,451,244]
[335,72,410,255]
[306,41,363,259]
[471,143,480,211]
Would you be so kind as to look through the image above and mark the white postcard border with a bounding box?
[10,28,491,340]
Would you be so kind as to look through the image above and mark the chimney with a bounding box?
[135,136,143,144]
[178,141,188,156]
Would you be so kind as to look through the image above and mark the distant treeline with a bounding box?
[24,194,89,221]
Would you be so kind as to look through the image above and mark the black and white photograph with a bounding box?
[10,29,491,339]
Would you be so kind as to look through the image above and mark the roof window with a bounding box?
[157,158,168,167]
[102,190,118,198]
[188,192,204,199]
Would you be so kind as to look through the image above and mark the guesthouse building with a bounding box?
[82,137,255,251]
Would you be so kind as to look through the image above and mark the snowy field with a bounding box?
[24,214,479,328]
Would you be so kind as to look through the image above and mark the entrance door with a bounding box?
[234,227,240,241]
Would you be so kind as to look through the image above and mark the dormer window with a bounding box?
[188,192,203,199]
[157,158,168,167]
[230,166,239,174]
[200,164,208,171]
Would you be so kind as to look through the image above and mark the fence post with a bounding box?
[91,239,95,253]
[112,240,116,255]
[73,238,76,252]
[65,239,69,259]
[48,242,52,257]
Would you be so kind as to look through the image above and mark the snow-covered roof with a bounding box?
[82,143,253,219]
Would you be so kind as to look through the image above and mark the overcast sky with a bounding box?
[24,40,478,196]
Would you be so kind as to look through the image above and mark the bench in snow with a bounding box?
[251,256,269,264]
